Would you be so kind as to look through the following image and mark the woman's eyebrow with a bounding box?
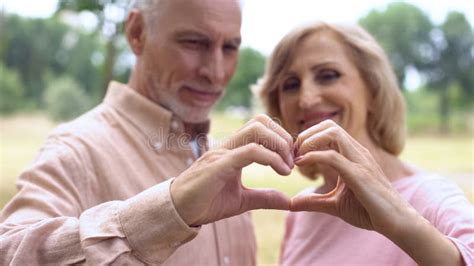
[310,61,339,71]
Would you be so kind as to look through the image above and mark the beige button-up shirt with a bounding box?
[0,82,256,265]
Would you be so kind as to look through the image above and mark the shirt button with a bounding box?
[153,142,163,151]
[186,158,194,166]
[223,256,230,264]
[171,120,179,131]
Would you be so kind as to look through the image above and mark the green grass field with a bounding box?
[1,113,473,265]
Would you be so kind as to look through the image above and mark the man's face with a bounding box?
[141,0,242,123]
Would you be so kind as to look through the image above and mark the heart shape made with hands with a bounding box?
[217,116,350,206]
[174,117,379,228]
[241,147,341,200]
[241,126,344,204]
[211,116,394,231]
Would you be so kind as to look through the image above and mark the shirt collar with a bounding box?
[103,81,210,140]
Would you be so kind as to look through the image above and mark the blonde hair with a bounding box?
[257,22,406,159]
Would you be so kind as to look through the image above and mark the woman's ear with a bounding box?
[125,10,146,55]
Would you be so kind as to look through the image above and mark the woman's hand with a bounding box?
[290,120,463,266]
[291,120,417,236]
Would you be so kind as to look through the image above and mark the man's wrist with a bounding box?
[169,178,191,226]
[118,179,199,262]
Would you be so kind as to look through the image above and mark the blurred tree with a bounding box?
[0,64,24,114]
[0,14,103,109]
[360,5,473,134]
[0,14,68,107]
[359,2,434,90]
[425,12,474,133]
[44,76,92,122]
[56,0,129,96]
[58,31,104,104]
[217,47,266,110]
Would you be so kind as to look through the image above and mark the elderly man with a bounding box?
[0,0,294,265]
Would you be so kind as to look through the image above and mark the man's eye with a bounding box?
[317,70,341,83]
[181,39,205,49]
[223,44,238,52]
[282,78,300,92]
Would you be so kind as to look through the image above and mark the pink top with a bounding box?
[281,173,474,265]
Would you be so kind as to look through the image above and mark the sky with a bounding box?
[2,0,473,55]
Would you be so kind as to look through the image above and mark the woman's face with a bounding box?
[277,31,373,143]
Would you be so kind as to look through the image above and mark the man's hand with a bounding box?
[171,114,294,227]
[221,114,295,167]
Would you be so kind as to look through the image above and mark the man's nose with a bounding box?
[199,49,225,85]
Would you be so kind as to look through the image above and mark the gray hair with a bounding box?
[128,0,243,31]
[128,0,161,30]
[129,0,159,11]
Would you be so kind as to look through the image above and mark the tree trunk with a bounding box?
[101,34,118,97]
[439,86,450,134]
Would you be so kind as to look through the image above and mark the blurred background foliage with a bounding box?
[359,3,473,134]
[0,2,472,134]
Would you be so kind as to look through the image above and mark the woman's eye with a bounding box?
[282,78,300,92]
[317,70,341,82]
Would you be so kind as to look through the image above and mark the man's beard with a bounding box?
[155,88,213,123]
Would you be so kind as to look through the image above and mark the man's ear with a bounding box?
[125,9,146,55]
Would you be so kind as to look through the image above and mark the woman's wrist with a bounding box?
[369,189,420,239]
[379,203,420,240]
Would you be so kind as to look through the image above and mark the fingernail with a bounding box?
[294,156,303,163]
[287,153,294,168]
[283,164,291,174]
[293,145,299,157]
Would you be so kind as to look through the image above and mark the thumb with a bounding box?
[290,193,336,213]
[241,188,291,211]
[290,177,343,213]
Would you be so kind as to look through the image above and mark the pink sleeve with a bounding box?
[436,189,474,266]
[414,177,474,265]
[0,143,198,265]
[449,237,474,266]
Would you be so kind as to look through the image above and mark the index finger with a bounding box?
[252,114,294,150]
[226,143,292,176]
[295,120,339,154]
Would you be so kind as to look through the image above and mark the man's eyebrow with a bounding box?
[174,30,208,39]
[173,30,241,46]
[228,37,241,46]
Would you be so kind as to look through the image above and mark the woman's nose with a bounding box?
[298,82,322,109]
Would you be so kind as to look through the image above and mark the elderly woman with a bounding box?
[257,22,473,265]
